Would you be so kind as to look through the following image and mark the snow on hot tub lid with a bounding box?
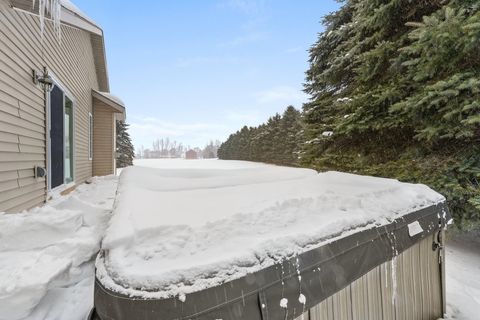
[97,160,445,300]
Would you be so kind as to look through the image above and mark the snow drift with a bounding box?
[97,160,444,300]
[0,176,117,320]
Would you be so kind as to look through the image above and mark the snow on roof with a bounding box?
[23,0,101,36]
[94,91,125,108]
[61,0,99,28]
[97,159,444,299]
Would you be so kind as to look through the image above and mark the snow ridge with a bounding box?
[97,160,444,300]
[0,176,118,320]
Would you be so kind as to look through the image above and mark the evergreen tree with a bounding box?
[303,0,480,228]
[278,106,303,164]
[116,121,135,168]
[220,0,480,228]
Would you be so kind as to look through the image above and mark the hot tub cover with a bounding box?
[95,160,450,320]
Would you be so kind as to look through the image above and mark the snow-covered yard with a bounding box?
[444,237,480,320]
[0,176,118,320]
[0,159,478,319]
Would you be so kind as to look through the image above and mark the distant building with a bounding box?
[185,150,198,159]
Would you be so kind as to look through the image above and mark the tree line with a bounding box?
[218,106,304,165]
[137,139,222,159]
[219,0,480,229]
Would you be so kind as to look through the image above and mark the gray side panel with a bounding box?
[297,233,443,320]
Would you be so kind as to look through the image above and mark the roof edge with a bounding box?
[9,0,103,35]
[92,90,125,114]
[61,5,102,35]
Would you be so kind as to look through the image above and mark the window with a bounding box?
[89,112,93,160]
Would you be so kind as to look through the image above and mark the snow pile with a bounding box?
[0,176,118,320]
[97,159,445,300]
[133,158,264,170]
[442,238,480,320]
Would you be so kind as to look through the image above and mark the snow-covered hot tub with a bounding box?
[93,160,450,320]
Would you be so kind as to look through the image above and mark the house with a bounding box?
[0,0,125,213]
[185,149,198,159]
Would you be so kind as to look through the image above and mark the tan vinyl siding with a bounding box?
[91,35,109,92]
[0,0,100,212]
[93,103,115,176]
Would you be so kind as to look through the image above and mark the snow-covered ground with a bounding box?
[0,176,118,320]
[98,159,444,300]
[0,159,478,319]
[443,237,480,320]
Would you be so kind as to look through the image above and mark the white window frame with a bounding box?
[89,112,93,161]
[63,94,75,184]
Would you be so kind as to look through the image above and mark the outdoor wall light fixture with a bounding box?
[32,67,54,91]
[34,166,47,179]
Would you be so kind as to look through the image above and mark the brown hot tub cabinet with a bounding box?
[93,202,450,320]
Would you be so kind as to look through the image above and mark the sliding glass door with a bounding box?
[49,84,74,189]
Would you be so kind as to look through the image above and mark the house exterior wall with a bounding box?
[294,233,443,320]
[185,150,198,159]
[93,102,115,176]
[0,0,99,212]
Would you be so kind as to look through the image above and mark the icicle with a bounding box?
[33,0,62,40]
[391,256,397,305]
[280,262,285,286]
[385,230,398,306]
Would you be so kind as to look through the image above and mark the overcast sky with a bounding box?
[74,0,340,150]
